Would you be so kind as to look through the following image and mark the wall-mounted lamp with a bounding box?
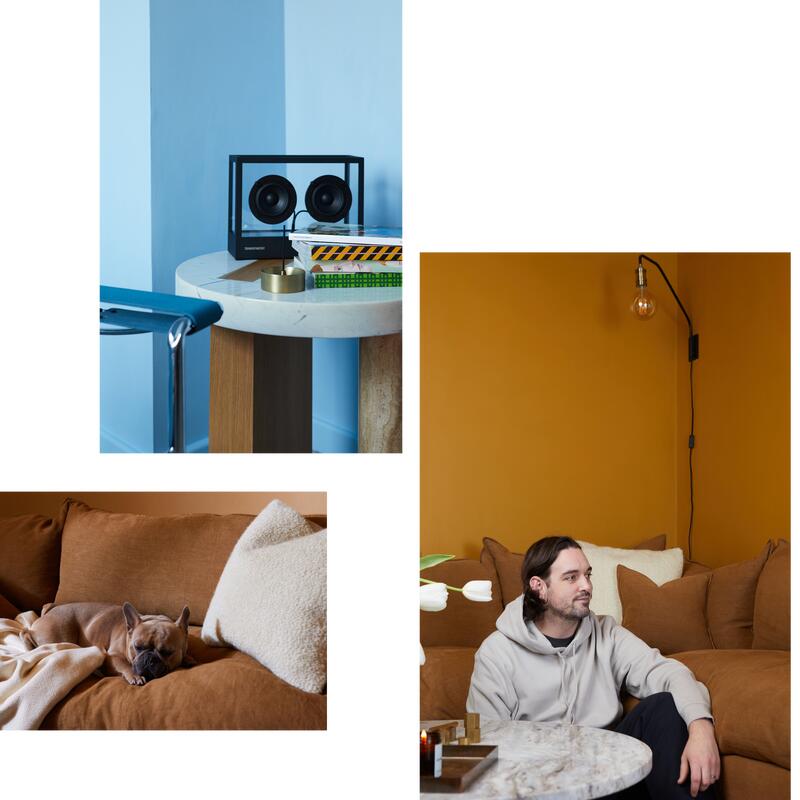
[632,254,699,559]
[632,254,699,362]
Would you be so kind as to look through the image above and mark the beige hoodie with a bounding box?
[467,595,711,729]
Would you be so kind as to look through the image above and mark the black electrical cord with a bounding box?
[688,360,695,562]
[291,209,310,232]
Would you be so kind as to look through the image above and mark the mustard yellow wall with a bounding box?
[421,253,680,560]
[421,253,790,566]
[675,254,790,567]
[0,492,327,519]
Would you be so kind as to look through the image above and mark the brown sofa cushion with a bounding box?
[481,535,668,608]
[707,540,771,649]
[637,534,667,551]
[55,500,254,625]
[752,539,789,650]
[420,646,476,720]
[420,559,502,648]
[618,566,712,653]
[618,542,772,652]
[683,560,712,576]
[718,755,789,800]
[0,591,20,619]
[0,508,64,613]
[41,628,326,730]
[673,650,789,769]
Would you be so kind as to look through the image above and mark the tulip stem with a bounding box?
[420,577,463,592]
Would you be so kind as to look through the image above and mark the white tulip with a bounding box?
[420,582,448,612]
[462,580,493,602]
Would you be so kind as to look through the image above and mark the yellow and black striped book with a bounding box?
[310,243,402,261]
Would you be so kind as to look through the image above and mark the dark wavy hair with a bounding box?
[521,536,581,621]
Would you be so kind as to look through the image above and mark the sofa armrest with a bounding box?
[420,646,477,720]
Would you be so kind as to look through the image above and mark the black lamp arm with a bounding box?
[638,254,699,361]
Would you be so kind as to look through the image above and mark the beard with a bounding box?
[547,595,591,621]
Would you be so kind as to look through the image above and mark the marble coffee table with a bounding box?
[420,719,651,799]
[175,251,401,453]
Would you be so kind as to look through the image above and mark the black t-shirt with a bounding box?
[545,631,577,649]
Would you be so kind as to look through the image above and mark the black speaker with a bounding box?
[305,174,352,222]
[228,155,364,260]
[249,175,297,224]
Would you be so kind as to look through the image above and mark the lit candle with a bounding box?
[420,729,442,777]
[420,729,432,775]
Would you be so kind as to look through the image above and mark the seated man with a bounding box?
[467,536,719,800]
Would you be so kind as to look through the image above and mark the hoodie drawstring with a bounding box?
[557,652,578,724]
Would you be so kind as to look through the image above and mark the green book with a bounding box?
[313,272,402,288]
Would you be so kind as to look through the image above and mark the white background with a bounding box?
[0,1,797,798]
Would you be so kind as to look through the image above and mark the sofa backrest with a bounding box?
[54,500,256,625]
[422,538,790,652]
[0,508,65,614]
[420,559,502,648]
[0,498,326,624]
[752,539,790,650]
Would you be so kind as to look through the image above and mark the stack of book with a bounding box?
[288,224,402,288]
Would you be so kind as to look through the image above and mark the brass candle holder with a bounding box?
[260,264,306,294]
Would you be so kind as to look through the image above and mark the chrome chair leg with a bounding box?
[167,317,192,453]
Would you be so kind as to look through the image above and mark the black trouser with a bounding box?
[608,693,716,800]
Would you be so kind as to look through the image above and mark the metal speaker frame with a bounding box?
[228,154,364,261]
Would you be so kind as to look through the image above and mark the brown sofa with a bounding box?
[420,537,789,800]
[0,498,327,730]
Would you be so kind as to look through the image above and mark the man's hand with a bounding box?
[678,718,720,797]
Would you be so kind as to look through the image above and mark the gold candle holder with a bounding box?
[260,264,306,294]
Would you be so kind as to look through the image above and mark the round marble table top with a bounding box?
[420,719,652,800]
[175,251,402,338]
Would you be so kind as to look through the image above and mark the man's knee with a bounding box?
[620,692,685,737]
[637,692,678,714]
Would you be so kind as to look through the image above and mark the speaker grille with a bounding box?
[248,174,297,224]
[305,174,353,223]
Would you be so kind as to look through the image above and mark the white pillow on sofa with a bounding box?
[201,500,327,693]
[577,540,683,623]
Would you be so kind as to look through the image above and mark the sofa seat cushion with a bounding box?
[672,649,789,769]
[719,755,789,800]
[420,646,477,720]
[0,591,20,619]
[40,629,326,730]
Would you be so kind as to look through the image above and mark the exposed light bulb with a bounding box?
[631,286,656,319]
[631,266,656,320]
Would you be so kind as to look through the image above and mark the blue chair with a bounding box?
[100,287,223,453]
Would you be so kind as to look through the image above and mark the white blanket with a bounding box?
[0,611,105,730]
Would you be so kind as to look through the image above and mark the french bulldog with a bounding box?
[23,601,196,685]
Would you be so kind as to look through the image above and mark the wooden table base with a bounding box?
[359,333,402,453]
[209,326,312,453]
[209,326,401,453]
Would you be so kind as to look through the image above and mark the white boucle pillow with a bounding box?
[577,540,683,623]
[201,500,327,693]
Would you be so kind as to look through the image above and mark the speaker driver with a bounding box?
[248,174,297,224]
[305,174,353,223]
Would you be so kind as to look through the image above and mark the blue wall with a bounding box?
[285,0,402,452]
[100,0,400,452]
[149,0,286,452]
[100,0,154,452]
